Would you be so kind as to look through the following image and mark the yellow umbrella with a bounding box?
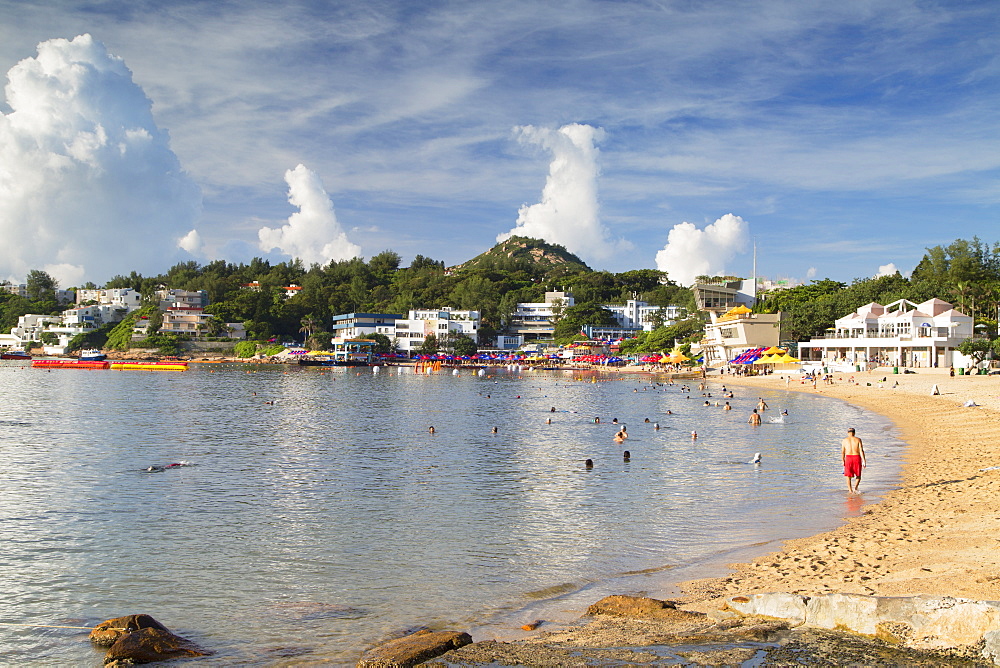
[774,353,800,364]
[667,348,689,362]
[752,354,782,364]
[763,346,785,355]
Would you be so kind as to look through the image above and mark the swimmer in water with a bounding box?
[491,426,498,434]
[724,402,732,411]
[654,422,660,430]
[691,431,698,440]
[428,426,436,434]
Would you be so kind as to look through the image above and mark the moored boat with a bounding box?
[1,350,31,360]
[79,349,107,362]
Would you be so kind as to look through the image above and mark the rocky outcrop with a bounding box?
[586,594,708,625]
[357,629,472,668]
[89,614,169,647]
[726,593,1000,664]
[89,614,209,664]
[587,594,676,617]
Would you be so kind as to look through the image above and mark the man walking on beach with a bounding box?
[841,428,866,494]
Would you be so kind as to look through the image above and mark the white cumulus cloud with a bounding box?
[876,262,899,277]
[654,214,750,287]
[178,229,203,254]
[0,34,201,286]
[498,123,628,262]
[258,164,361,266]
[806,266,817,279]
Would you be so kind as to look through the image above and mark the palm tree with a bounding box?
[299,314,320,340]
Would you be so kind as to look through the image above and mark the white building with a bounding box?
[603,300,684,332]
[700,305,785,366]
[3,314,62,349]
[76,288,143,312]
[156,289,207,310]
[800,298,974,369]
[508,291,574,341]
[394,308,480,354]
[330,313,403,339]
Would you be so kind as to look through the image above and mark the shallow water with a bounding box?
[0,364,903,665]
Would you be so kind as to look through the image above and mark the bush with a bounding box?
[234,341,258,358]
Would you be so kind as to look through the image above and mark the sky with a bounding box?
[1,1,999,288]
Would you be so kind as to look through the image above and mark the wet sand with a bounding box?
[678,367,1000,610]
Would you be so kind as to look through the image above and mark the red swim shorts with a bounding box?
[844,454,862,477]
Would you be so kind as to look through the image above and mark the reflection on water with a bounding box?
[0,365,903,664]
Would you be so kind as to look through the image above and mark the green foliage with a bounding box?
[618,317,706,355]
[233,341,258,358]
[135,332,185,355]
[67,323,116,353]
[26,269,58,301]
[105,305,159,350]
[553,303,619,344]
[452,333,478,356]
[261,344,286,356]
[957,338,994,363]
[418,332,439,355]
[361,332,394,354]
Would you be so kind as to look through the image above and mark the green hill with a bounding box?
[450,236,591,274]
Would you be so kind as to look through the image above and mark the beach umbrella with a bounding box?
[774,353,800,364]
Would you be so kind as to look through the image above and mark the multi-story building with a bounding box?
[508,291,574,341]
[603,299,684,332]
[799,298,974,369]
[76,288,143,311]
[393,308,480,354]
[330,313,403,340]
[700,305,785,366]
[692,279,756,315]
[156,289,207,310]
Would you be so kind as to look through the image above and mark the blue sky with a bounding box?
[1,0,998,286]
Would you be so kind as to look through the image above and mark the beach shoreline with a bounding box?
[675,366,1000,610]
[427,365,1000,665]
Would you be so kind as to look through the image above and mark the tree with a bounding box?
[299,314,320,340]
[361,332,394,354]
[452,333,477,356]
[958,338,993,364]
[418,332,439,355]
[26,269,58,302]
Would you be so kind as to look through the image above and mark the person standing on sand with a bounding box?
[841,427,866,494]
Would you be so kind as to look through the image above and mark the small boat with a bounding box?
[1,350,31,360]
[32,359,110,369]
[79,349,107,362]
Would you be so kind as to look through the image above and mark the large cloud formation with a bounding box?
[0,34,200,286]
[258,164,361,266]
[654,214,750,287]
[498,123,626,262]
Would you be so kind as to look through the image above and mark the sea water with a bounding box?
[0,364,903,665]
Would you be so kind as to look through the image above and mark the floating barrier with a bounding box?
[110,361,188,371]
[31,360,109,370]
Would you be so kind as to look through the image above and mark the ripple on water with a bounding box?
[0,366,904,664]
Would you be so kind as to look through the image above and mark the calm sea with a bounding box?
[0,363,903,665]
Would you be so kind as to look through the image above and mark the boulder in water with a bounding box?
[357,629,472,667]
[90,614,209,663]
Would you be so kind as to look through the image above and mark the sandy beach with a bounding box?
[678,367,1000,608]
[428,366,1000,666]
